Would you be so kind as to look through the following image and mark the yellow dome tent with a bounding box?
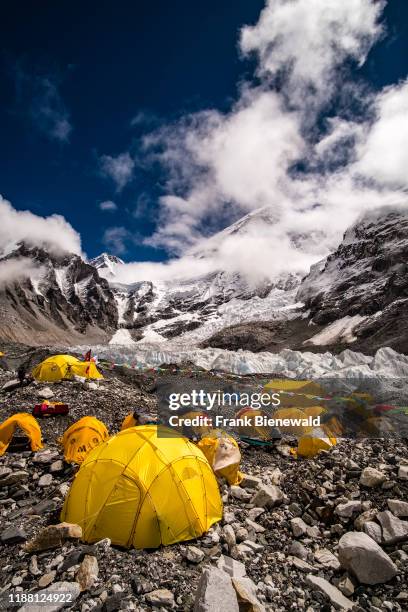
[264,379,325,409]
[32,355,103,382]
[59,416,109,464]
[234,407,273,441]
[296,425,337,457]
[0,413,43,456]
[61,425,222,549]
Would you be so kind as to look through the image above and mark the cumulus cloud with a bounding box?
[143,89,304,253]
[99,152,135,191]
[99,200,118,212]
[90,1,407,286]
[121,0,406,284]
[0,196,82,256]
[354,80,408,187]
[240,0,385,109]
[0,258,42,288]
[14,67,72,142]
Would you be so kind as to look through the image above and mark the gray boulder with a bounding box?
[194,567,239,612]
[377,510,408,544]
[338,532,398,585]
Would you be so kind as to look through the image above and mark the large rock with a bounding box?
[17,581,81,612]
[290,517,308,537]
[185,546,205,564]
[230,486,251,501]
[1,526,27,544]
[240,474,262,489]
[2,379,21,392]
[37,387,54,399]
[305,574,354,610]
[354,509,377,531]
[217,555,246,578]
[38,474,53,487]
[33,450,60,465]
[288,541,308,560]
[76,555,99,591]
[145,589,175,608]
[387,499,408,517]
[398,465,408,480]
[376,510,408,544]
[338,532,398,585]
[314,548,340,570]
[335,501,362,518]
[232,576,265,612]
[194,567,239,612]
[222,525,236,550]
[363,521,383,544]
[360,467,387,487]
[0,470,29,487]
[24,523,82,553]
[38,572,56,588]
[250,484,283,508]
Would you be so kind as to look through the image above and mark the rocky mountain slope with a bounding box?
[298,206,408,354]
[0,244,117,345]
[204,206,408,355]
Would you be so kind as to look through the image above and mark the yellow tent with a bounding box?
[234,407,272,441]
[296,426,337,457]
[0,413,43,456]
[32,355,103,382]
[59,416,109,464]
[61,425,222,549]
[264,379,325,409]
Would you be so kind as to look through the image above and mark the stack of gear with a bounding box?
[197,430,243,485]
[61,425,222,548]
[0,413,43,456]
[32,355,103,382]
[59,416,109,464]
[33,401,69,417]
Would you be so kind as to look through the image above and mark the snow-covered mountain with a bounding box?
[102,207,304,344]
[297,205,408,354]
[89,253,124,277]
[204,206,408,355]
[0,205,407,353]
[0,244,117,344]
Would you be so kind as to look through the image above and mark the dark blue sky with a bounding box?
[1,0,407,260]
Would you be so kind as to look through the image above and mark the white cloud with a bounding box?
[129,0,408,285]
[240,0,385,108]
[0,258,41,288]
[65,0,406,288]
[99,152,135,191]
[0,196,82,256]
[99,200,118,212]
[143,89,304,253]
[354,80,408,187]
[102,226,131,255]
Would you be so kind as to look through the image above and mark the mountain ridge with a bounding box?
[0,205,407,352]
